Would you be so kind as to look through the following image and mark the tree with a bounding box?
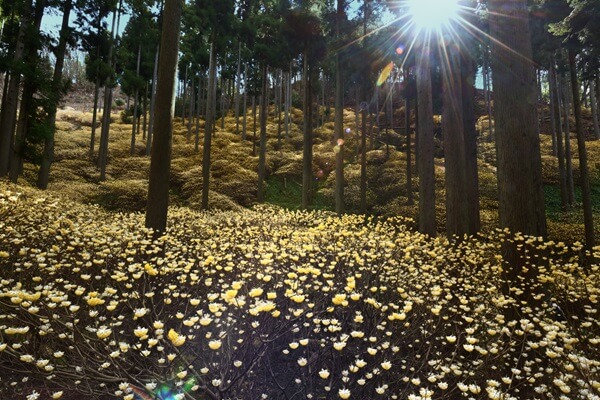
[145,0,183,233]
[333,0,346,214]
[489,0,546,279]
[0,0,31,177]
[37,0,74,189]
[415,34,436,236]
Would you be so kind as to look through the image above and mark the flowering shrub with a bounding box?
[0,184,598,400]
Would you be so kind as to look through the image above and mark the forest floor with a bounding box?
[14,100,600,244]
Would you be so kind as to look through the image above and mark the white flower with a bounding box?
[297,357,307,367]
[338,388,351,399]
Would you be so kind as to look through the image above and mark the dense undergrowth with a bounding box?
[0,183,599,399]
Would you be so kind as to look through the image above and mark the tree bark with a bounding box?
[461,50,480,234]
[442,41,469,237]
[9,0,46,183]
[489,0,547,280]
[37,0,72,189]
[235,43,242,134]
[0,0,31,176]
[98,0,123,181]
[590,80,600,140]
[145,0,183,234]
[242,65,248,141]
[416,36,436,236]
[568,49,595,250]
[257,64,268,202]
[130,44,142,155]
[146,44,159,156]
[334,0,345,214]
[550,61,568,211]
[561,74,575,205]
[405,70,413,206]
[201,38,217,210]
[302,49,313,210]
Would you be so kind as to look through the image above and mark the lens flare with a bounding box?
[377,62,395,87]
[396,46,405,55]
[407,0,460,31]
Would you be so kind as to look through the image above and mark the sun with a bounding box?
[406,0,461,32]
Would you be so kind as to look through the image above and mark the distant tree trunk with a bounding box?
[442,42,469,237]
[242,65,248,141]
[334,0,345,214]
[182,65,187,126]
[201,38,216,210]
[360,97,367,213]
[220,75,225,130]
[90,12,102,158]
[590,80,600,140]
[147,44,159,156]
[98,0,123,181]
[235,43,241,134]
[258,64,268,202]
[550,61,568,211]
[0,0,31,177]
[130,44,142,156]
[145,0,182,234]
[560,75,575,204]
[483,46,493,142]
[187,76,194,141]
[277,70,283,149]
[405,70,413,206]
[252,95,257,156]
[416,36,436,236]
[489,0,547,284]
[37,0,73,189]
[142,82,148,140]
[9,0,46,183]
[462,51,480,234]
[302,49,313,210]
[194,76,200,152]
[568,49,595,250]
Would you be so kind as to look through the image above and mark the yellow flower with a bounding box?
[168,329,186,347]
[338,388,351,399]
[319,369,330,379]
[208,340,222,350]
[87,297,105,306]
[96,328,112,339]
[249,288,264,297]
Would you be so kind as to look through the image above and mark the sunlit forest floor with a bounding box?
[1,103,599,399]
[16,102,600,244]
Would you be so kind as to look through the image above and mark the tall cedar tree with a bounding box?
[145,0,183,233]
[489,0,547,283]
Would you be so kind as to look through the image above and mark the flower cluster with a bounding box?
[0,184,598,399]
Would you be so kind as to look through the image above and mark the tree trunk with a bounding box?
[252,95,257,156]
[442,42,469,237]
[130,44,141,155]
[334,0,345,214]
[590,80,600,140]
[258,64,268,202]
[242,65,248,141]
[37,0,73,189]
[142,82,148,140]
[568,49,595,250]
[0,0,31,176]
[550,61,568,211]
[201,38,217,210]
[182,65,187,126]
[416,36,436,236]
[187,76,194,141]
[147,44,159,156]
[405,70,413,206]
[235,43,242,134]
[98,0,123,181]
[302,49,313,210]
[145,0,182,234]
[462,51,480,234]
[561,75,575,204]
[489,0,546,284]
[9,0,46,183]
